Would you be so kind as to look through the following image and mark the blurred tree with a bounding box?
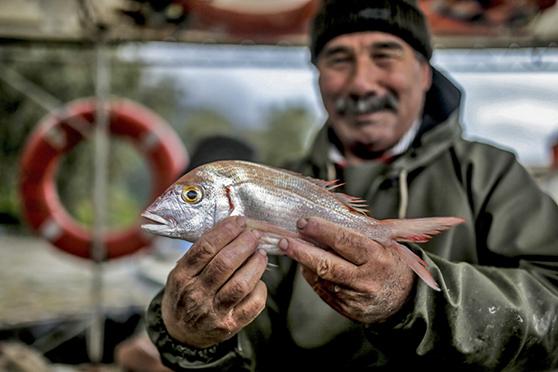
[182,109,233,148]
[255,104,317,167]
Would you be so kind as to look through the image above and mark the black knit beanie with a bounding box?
[310,0,433,64]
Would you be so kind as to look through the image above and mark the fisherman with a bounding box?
[147,0,558,370]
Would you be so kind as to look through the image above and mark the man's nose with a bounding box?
[347,58,383,97]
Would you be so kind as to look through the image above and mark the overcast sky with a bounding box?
[126,43,558,167]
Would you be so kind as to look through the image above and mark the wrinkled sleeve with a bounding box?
[366,155,558,370]
[146,289,256,372]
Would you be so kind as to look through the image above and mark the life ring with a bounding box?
[19,98,188,260]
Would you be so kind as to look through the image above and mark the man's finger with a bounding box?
[214,248,268,310]
[296,217,371,266]
[279,237,353,284]
[177,216,248,277]
[198,229,261,292]
[300,265,342,305]
[232,280,268,326]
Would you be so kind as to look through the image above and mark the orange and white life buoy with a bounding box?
[19,98,188,259]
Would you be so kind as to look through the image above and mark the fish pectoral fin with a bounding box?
[245,219,302,239]
[245,219,306,255]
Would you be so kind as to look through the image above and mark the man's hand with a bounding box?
[161,216,268,349]
[279,217,415,324]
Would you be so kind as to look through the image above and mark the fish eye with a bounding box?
[181,185,202,204]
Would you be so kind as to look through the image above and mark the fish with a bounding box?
[141,160,464,291]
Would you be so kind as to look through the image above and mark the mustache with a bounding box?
[335,93,398,116]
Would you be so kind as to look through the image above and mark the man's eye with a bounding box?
[373,53,393,60]
[326,56,352,68]
[373,48,403,63]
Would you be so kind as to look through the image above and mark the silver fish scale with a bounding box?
[210,161,368,235]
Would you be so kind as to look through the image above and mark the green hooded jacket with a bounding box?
[147,69,558,371]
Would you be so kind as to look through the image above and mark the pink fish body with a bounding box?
[141,160,464,291]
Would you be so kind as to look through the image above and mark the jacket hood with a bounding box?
[423,67,462,127]
[414,67,462,146]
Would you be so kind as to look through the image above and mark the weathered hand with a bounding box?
[161,216,268,349]
[279,217,415,324]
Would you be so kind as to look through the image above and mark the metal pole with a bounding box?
[0,64,91,138]
[88,33,110,364]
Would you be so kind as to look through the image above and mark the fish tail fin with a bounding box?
[382,217,465,291]
[386,217,465,243]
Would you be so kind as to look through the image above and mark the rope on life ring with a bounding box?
[19,98,188,260]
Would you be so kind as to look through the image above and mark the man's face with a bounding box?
[316,31,432,163]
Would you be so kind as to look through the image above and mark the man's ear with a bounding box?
[422,62,433,92]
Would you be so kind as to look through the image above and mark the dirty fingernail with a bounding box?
[279,238,289,251]
[297,218,308,230]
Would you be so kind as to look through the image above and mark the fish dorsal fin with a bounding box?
[307,177,343,192]
[272,166,370,214]
[300,173,370,215]
[335,193,370,215]
[278,168,338,189]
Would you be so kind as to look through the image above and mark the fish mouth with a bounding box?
[141,211,177,235]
